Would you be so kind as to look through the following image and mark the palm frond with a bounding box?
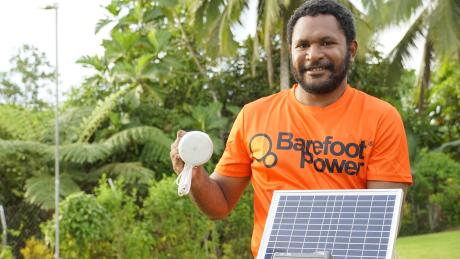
[104,126,172,161]
[76,55,107,72]
[436,139,460,152]
[78,84,136,143]
[0,105,53,141]
[338,0,373,55]
[60,143,112,164]
[203,0,246,57]
[385,0,424,26]
[59,107,95,144]
[428,0,460,59]
[386,8,427,84]
[25,173,80,210]
[95,18,113,34]
[93,162,156,184]
[0,139,53,158]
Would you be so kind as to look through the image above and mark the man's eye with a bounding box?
[322,41,332,46]
[298,43,309,48]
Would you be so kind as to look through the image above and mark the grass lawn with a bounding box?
[396,230,460,259]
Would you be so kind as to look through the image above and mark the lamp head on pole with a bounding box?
[43,3,59,10]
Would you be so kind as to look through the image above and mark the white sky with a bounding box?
[0,0,422,102]
[0,0,111,101]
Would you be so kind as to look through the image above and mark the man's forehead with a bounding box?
[292,14,344,41]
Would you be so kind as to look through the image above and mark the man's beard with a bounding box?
[292,50,351,95]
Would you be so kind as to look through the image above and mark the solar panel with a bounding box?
[257,189,404,259]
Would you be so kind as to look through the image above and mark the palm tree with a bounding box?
[364,0,460,111]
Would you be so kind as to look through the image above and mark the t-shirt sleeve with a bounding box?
[215,107,252,177]
[366,106,413,184]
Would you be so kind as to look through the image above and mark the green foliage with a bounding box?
[217,187,254,259]
[348,49,416,108]
[428,62,460,158]
[25,173,80,209]
[78,84,136,143]
[0,105,53,141]
[43,192,111,259]
[95,177,153,258]
[401,151,460,235]
[143,176,218,258]
[94,162,156,184]
[36,176,256,258]
[104,126,172,161]
[0,245,14,259]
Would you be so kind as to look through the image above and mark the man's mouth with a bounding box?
[300,63,334,77]
[307,66,327,72]
[304,65,329,76]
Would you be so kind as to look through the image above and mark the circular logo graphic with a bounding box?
[249,133,278,168]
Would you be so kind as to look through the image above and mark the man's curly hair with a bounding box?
[287,0,356,46]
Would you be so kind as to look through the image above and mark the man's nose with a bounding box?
[306,44,324,63]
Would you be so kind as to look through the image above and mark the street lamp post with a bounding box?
[0,205,7,248]
[43,3,60,259]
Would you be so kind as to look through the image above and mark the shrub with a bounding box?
[20,236,53,259]
[95,177,153,258]
[217,187,253,259]
[0,245,14,259]
[143,176,219,258]
[42,192,111,259]
[402,151,460,235]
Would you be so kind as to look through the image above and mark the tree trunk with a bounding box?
[265,31,275,89]
[418,39,433,112]
[279,9,290,91]
[251,29,259,78]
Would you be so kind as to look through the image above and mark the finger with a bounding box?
[177,130,186,138]
[173,159,184,174]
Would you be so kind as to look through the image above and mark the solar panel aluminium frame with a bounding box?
[257,189,404,259]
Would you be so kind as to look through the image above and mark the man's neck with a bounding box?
[294,81,348,107]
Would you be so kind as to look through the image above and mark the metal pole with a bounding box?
[54,5,60,259]
[0,205,7,248]
[44,3,60,258]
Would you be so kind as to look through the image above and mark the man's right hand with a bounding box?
[168,129,250,220]
[170,130,186,175]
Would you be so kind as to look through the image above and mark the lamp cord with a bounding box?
[176,164,193,196]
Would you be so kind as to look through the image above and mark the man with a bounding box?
[170,0,413,257]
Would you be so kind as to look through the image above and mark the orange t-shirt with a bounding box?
[215,84,412,257]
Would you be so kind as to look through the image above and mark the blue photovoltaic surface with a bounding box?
[260,191,401,259]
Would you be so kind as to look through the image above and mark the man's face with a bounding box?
[290,14,356,95]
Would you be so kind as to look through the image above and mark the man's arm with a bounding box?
[170,130,250,220]
[188,167,250,219]
[367,180,408,193]
[367,180,409,235]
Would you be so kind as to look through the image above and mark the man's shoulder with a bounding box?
[244,89,290,111]
[351,87,400,115]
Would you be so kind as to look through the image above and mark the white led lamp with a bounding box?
[176,131,213,196]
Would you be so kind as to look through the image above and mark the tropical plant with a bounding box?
[42,192,112,259]
[364,0,460,110]
[401,151,460,235]
[428,62,460,156]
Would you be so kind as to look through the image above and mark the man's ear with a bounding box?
[349,40,358,62]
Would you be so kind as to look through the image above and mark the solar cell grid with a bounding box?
[258,189,403,259]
